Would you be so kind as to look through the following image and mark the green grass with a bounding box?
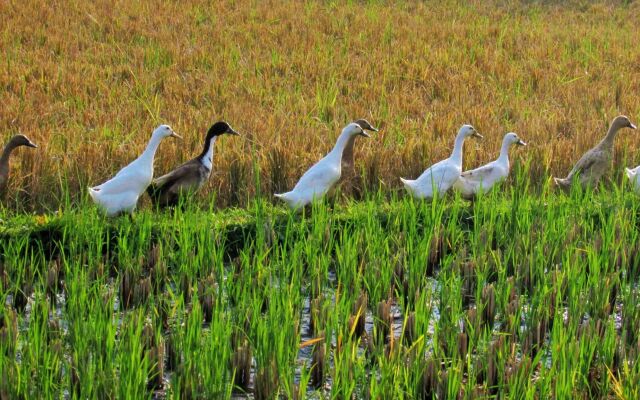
[1,171,640,398]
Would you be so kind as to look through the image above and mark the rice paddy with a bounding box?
[2,176,640,398]
[3,0,640,399]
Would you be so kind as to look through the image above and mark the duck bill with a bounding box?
[359,131,371,138]
[227,127,240,136]
[367,126,379,133]
[472,131,483,139]
[26,141,38,148]
[170,132,183,139]
[517,139,527,146]
[630,123,637,130]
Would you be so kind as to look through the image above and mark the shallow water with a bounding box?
[5,261,637,399]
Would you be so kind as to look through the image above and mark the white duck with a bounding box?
[88,125,182,216]
[275,122,370,209]
[625,166,640,193]
[400,124,482,199]
[453,132,526,199]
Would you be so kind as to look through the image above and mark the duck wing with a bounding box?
[416,159,461,192]
[148,161,206,206]
[92,171,148,195]
[454,162,501,198]
[460,163,503,184]
[292,161,340,194]
[567,148,607,179]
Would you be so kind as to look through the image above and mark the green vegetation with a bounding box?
[2,1,640,398]
[2,175,640,398]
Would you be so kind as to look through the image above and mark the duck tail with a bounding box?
[553,177,569,188]
[625,168,634,179]
[400,177,414,192]
[87,187,100,203]
[274,192,290,200]
[274,192,298,209]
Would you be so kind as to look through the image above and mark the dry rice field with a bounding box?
[2,0,640,209]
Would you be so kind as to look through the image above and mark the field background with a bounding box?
[4,2,640,399]
[2,0,640,210]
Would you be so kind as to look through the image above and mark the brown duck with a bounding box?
[554,115,636,190]
[0,134,38,197]
[340,119,378,198]
[147,121,239,208]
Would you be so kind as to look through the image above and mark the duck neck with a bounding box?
[449,132,467,166]
[341,135,356,170]
[199,136,217,167]
[139,133,164,165]
[601,122,621,148]
[498,139,511,165]
[0,140,19,168]
[328,130,354,163]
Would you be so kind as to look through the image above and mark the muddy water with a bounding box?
[7,267,441,399]
[9,265,630,399]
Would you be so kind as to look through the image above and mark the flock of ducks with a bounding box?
[88,125,184,216]
[0,115,638,216]
[88,123,238,216]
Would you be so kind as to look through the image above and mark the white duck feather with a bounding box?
[400,125,482,199]
[625,165,640,193]
[88,125,181,216]
[453,132,526,199]
[275,122,369,209]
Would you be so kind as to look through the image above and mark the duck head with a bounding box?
[611,115,637,131]
[153,125,182,139]
[343,122,371,138]
[504,132,526,146]
[11,134,38,148]
[207,121,240,138]
[354,119,379,134]
[459,124,483,139]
